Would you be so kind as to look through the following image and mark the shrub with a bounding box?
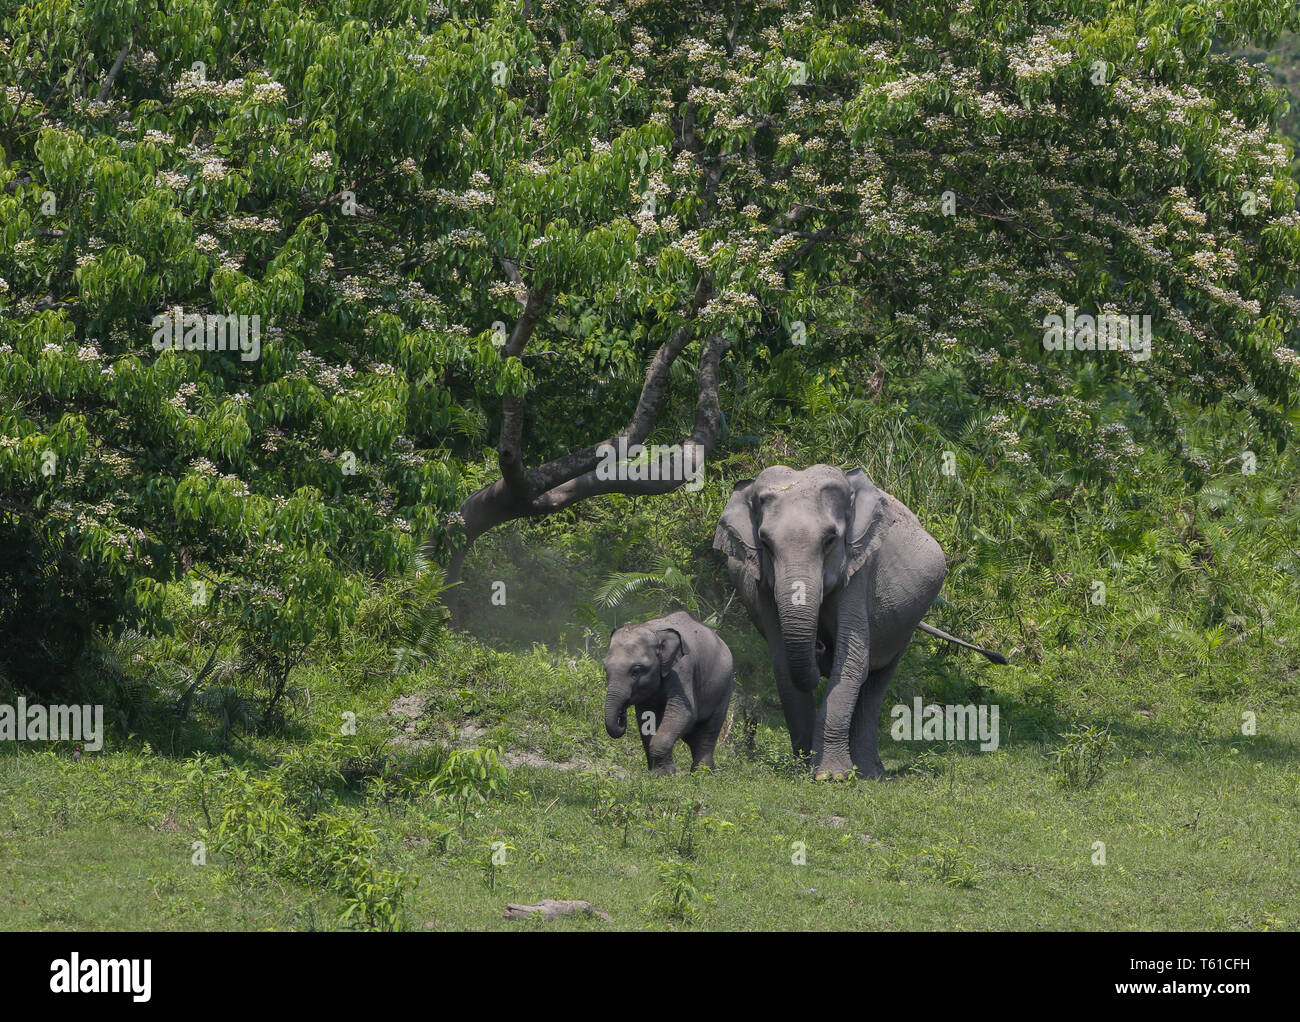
[1052,725,1116,791]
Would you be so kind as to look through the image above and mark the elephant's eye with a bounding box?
[631,664,645,675]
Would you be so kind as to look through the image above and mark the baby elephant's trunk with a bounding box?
[605,690,629,738]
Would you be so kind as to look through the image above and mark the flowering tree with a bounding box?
[1,0,1298,680]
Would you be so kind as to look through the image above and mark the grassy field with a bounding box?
[2,610,1296,931]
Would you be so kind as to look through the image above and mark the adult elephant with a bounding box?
[713,464,1006,781]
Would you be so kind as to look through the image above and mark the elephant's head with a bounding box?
[602,624,689,738]
[713,465,883,692]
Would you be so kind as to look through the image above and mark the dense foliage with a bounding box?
[2,1,1299,689]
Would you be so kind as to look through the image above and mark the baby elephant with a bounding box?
[603,611,735,774]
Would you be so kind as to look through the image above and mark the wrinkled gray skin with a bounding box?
[714,464,1004,781]
[603,611,735,774]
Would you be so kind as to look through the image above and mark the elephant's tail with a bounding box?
[916,622,1008,665]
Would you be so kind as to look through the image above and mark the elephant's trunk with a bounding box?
[605,690,629,738]
[774,565,822,692]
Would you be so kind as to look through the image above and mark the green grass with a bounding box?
[2,622,1296,931]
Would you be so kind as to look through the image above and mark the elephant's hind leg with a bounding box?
[685,709,728,772]
[850,653,902,779]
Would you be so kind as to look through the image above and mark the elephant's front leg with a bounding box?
[850,654,901,779]
[816,607,870,781]
[635,696,667,771]
[644,695,692,775]
[759,599,815,764]
[773,659,815,767]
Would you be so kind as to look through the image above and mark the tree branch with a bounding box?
[523,274,713,495]
[435,275,716,589]
[528,331,730,512]
[95,36,134,103]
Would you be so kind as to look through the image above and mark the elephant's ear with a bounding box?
[845,468,887,579]
[655,627,689,676]
[713,479,759,580]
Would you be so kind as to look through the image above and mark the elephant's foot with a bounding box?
[852,757,886,780]
[649,761,678,776]
[813,752,856,782]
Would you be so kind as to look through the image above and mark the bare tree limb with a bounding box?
[523,274,713,495]
[435,277,717,593]
[529,331,730,512]
[95,36,134,103]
